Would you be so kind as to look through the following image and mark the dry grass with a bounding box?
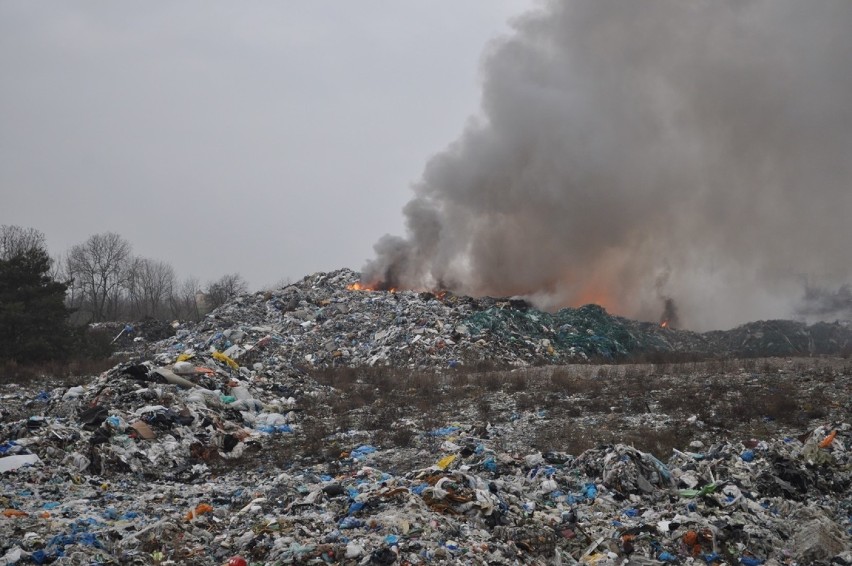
[294,356,850,463]
[0,357,121,387]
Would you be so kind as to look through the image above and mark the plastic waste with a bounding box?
[185,503,214,521]
[436,454,456,470]
[820,430,837,448]
[0,454,41,472]
[212,350,239,369]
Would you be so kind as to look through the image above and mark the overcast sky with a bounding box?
[1,1,532,289]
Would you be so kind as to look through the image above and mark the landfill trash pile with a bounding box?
[155,268,655,370]
[703,319,852,358]
[2,348,852,564]
[2,270,852,564]
[112,269,852,372]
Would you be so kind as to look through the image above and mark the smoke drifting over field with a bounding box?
[362,0,852,330]
[797,285,852,322]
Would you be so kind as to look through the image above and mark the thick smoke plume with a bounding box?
[797,285,852,322]
[659,298,680,329]
[363,0,852,330]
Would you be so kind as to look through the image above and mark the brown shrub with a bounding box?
[0,358,117,387]
[532,422,599,456]
[515,393,536,412]
[506,372,528,393]
[311,365,358,389]
[475,372,501,392]
[549,367,579,392]
[623,426,692,459]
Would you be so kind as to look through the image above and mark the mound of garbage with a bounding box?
[165,269,852,367]
[1,361,850,564]
[2,269,852,564]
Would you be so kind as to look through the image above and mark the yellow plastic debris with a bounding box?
[176,353,193,362]
[436,454,456,470]
[212,350,239,370]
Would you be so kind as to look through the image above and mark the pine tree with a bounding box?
[0,246,71,362]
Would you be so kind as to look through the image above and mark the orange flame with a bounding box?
[573,285,620,313]
[346,281,398,293]
[660,321,668,328]
[346,281,448,296]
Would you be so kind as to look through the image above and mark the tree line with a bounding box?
[54,231,248,324]
[0,224,252,362]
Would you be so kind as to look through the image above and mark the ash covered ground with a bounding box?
[1,270,851,565]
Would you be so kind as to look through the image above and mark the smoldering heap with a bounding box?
[362,0,852,331]
[122,269,852,368]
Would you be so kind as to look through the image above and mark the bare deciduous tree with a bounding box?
[48,252,66,283]
[204,273,248,310]
[66,232,132,322]
[0,225,46,260]
[169,276,203,321]
[127,258,176,319]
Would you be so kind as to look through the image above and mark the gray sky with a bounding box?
[1,1,531,289]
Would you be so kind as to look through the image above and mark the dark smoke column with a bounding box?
[363,0,852,331]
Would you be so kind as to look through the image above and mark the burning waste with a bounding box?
[659,298,680,330]
[361,0,852,331]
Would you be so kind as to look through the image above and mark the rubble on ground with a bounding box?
[2,360,851,565]
[2,269,852,564]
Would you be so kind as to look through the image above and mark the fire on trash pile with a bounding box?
[118,268,852,368]
[1,269,851,565]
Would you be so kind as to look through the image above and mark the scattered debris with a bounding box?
[1,269,851,564]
